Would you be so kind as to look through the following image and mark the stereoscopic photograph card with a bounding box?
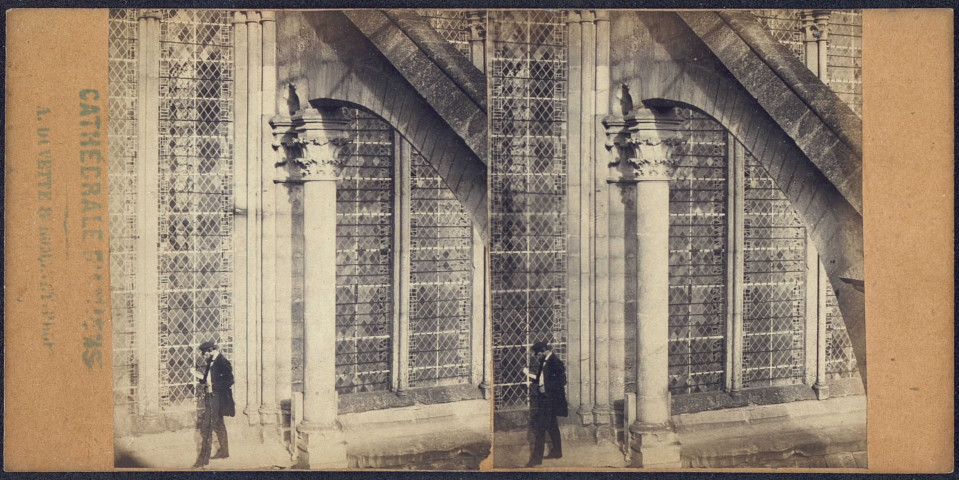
[4,7,954,473]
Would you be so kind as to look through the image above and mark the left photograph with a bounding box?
[108,9,491,469]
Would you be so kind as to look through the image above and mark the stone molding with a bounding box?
[603,108,684,181]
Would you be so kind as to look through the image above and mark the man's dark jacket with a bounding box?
[204,354,235,417]
[537,353,568,417]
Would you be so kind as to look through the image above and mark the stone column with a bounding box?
[244,11,263,425]
[272,107,351,468]
[604,108,683,468]
[467,11,486,71]
[258,10,280,427]
[813,260,830,399]
[802,10,831,81]
[725,136,745,394]
[814,10,831,82]
[582,11,612,432]
[467,9,491,401]
[393,136,412,396]
[134,8,162,420]
[565,11,591,423]
[231,9,251,426]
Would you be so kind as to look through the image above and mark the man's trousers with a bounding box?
[196,392,229,464]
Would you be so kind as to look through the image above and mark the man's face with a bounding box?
[534,349,546,362]
[203,349,214,362]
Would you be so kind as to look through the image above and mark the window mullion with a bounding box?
[725,133,746,393]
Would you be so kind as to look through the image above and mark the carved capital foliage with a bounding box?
[138,9,163,20]
[802,10,831,41]
[603,108,683,181]
[467,11,487,40]
[270,106,353,181]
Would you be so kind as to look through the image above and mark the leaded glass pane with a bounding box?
[335,109,394,394]
[742,155,805,387]
[408,152,473,387]
[490,10,568,411]
[156,9,235,409]
[827,10,862,116]
[665,109,728,395]
[825,273,858,378]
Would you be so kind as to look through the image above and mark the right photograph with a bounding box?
[488,10,865,469]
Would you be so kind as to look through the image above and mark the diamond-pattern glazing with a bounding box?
[156,9,235,408]
[742,155,805,387]
[336,109,394,394]
[752,10,805,62]
[827,10,862,116]
[109,8,140,414]
[408,152,473,387]
[824,272,858,378]
[489,10,568,411]
[665,109,728,395]
[417,10,472,58]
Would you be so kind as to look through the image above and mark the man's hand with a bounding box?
[191,367,204,381]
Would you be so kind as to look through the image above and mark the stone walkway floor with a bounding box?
[493,396,867,470]
[493,436,629,469]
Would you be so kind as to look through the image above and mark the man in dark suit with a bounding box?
[523,340,568,467]
[192,340,235,468]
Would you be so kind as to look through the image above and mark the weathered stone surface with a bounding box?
[342,10,487,164]
[610,11,866,389]
[276,11,488,241]
[339,383,485,414]
[679,11,862,215]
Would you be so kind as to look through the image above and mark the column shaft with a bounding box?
[259,11,280,424]
[394,137,413,395]
[135,11,161,418]
[565,12,589,420]
[804,236,820,386]
[595,12,623,413]
[726,136,745,393]
[814,260,830,399]
[583,12,611,427]
[467,10,491,400]
[244,12,262,424]
[633,179,671,426]
[231,9,251,424]
[301,179,339,428]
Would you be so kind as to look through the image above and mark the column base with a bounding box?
[478,381,491,400]
[592,405,615,443]
[259,404,281,425]
[813,382,830,400]
[244,407,261,426]
[296,422,348,469]
[628,422,682,468]
[577,404,595,426]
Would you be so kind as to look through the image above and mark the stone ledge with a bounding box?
[338,383,485,414]
[670,377,864,416]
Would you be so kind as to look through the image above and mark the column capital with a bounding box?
[232,11,247,24]
[603,107,683,182]
[260,11,276,23]
[466,11,486,41]
[802,10,831,41]
[271,107,353,181]
[137,9,163,21]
